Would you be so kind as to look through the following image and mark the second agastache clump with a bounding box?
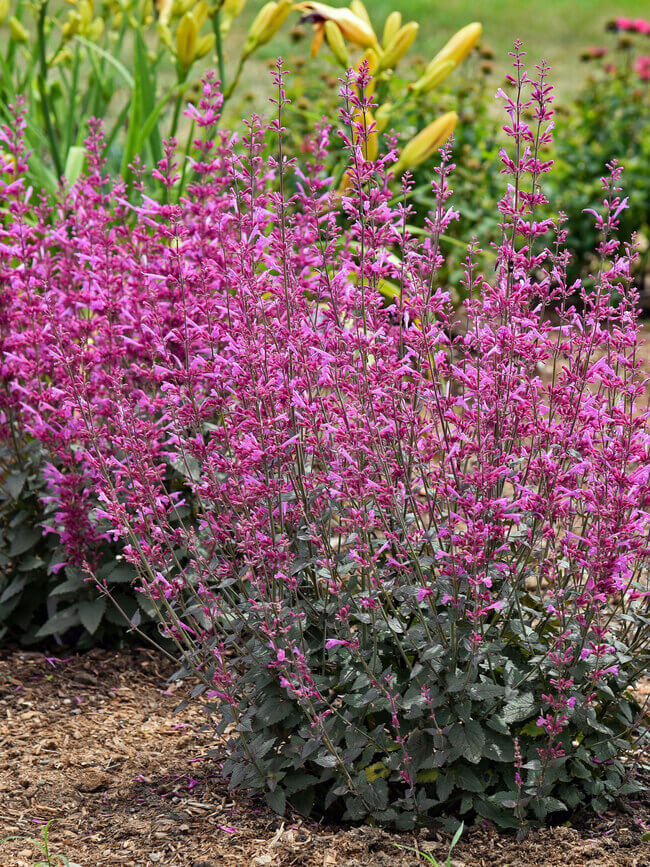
[5,44,650,829]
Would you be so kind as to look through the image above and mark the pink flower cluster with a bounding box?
[2,48,650,802]
[612,17,650,35]
[635,55,650,80]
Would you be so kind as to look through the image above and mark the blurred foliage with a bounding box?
[0,0,290,191]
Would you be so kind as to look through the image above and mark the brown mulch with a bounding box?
[1,649,650,867]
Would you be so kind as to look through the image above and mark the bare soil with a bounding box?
[1,648,650,866]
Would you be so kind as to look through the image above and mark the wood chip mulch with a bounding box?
[1,647,650,866]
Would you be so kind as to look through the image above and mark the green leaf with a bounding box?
[133,30,162,165]
[79,598,107,634]
[502,693,536,724]
[0,575,26,604]
[3,471,28,500]
[74,36,134,88]
[463,719,485,764]
[264,787,286,814]
[35,606,79,638]
[64,146,86,184]
[8,527,42,558]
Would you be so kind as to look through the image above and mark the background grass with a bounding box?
[245,0,650,99]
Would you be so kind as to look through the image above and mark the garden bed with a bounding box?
[1,649,649,867]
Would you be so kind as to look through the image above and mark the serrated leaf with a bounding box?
[8,527,42,558]
[0,575,26,603]
[79,598,106,634]
[3,471,28,500]
[35,606,79,638]
[265,788,286,814]
[502,693,536,723]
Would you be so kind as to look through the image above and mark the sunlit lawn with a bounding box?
[248,0,649,98]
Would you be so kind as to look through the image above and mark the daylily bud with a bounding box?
[382,11,401,49]
[191,0,209,30]
[349,0,370,26]
[427,22,481,72]
[87,17,103,40]
[379,21,418,70]
[176,10,198,68]
[0,0,10,25]
[243,0,291,57]
[222,0,246,16]
[352,108,377,161]
[195,31,215,59]
[157,20,173,47]
[296,2,376,48]
[394,111,457,173]
[324,20,348,67]
[9,16,29,42]
[410,57,456,94]
[375,101,392,133]
[221,0,246,33]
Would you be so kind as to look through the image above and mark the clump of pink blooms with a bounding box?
[611,17,650,36]
[635,55,650,80]
[3,44,650,824]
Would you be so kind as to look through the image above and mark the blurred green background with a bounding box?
[246,0,649,97]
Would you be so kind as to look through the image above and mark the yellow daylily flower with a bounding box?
[379,21,418,70]
[375,101,393,134]
[296,2,377,48]
[427,22,482,72]
[9,15,29,42]
[349,0,370,26]
[382,10,401,48]
[176,10,198,68]
[324,20,349,67]
[410,57,456,94]
[394,111,457,173]
[243,0,291,57]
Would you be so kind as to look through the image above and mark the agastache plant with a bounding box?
[3,44,650,829]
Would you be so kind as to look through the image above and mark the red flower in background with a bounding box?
[635,54,650,80]
[611,16,650,34]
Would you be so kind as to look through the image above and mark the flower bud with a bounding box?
[410,57,456,94]
[9,15,29,42]
[176,10,198,69]
[382,11,401,49]
[427,22,481,72]
[352,108,377,161]
[394,111,457,173]
[375,101,392,134]
[157,20,173,47]
[349,0,370,26]
[243,0,291,57]
[221,0,246,33]
[191,0,208,30]
[222,0,246,16]
[296,2,376,48]
[0,0,10,25]
[324,20,348,67]
[379,21,418,70]
[87,17,103,40]
[195,31,215,59]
